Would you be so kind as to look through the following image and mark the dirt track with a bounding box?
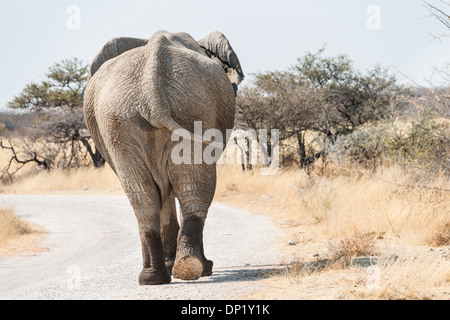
[0,194,282,300]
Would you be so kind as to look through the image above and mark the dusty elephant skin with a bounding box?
[83,30,244,285]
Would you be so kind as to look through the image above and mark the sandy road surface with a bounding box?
[0,194,282,300]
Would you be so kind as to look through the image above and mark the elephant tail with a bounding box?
[161,117,224,149]
[141,112,223,149]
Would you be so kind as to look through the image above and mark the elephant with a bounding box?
[83,30,244,285]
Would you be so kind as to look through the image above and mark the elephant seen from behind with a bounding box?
[83,30,244,285]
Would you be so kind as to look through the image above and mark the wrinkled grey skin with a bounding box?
[83,31,244,285]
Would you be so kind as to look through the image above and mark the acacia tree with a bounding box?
[236,71,318,166]
[236,48,403,168]
[294,48,402,137]
[2,58,105,175]
[8,58,87,110]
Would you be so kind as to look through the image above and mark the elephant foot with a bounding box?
[172,254,203,281]
[166,259,175,275]
[139,267,171,285]
[202,259,213,277]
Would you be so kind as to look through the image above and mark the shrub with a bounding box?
[327,118,449,176]
[326,123,391,171]
[385,118,449,175]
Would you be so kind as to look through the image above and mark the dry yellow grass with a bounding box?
[0,208,47,258]
[215,163,449,247]
[0,208,32,241]
[215,163,449,300]
[0,138,122,194]
[242,252,450,300]
[0,164,122,195]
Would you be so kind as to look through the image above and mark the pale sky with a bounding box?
[0,0,449,111]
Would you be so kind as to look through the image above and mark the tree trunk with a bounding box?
[90,147,106,168]
[80,137,106,168]
[244,137,252,171]
[297,131,307,167]
[234,137,245,172]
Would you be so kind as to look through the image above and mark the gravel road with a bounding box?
[0,194,282,300]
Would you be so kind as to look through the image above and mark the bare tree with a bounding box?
[425,0,450,39]
[0,139,51,182]
[2,58,105,176]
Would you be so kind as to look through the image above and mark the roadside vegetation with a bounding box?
[0,208,46,258]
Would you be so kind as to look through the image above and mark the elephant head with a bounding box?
[197,31,245,94]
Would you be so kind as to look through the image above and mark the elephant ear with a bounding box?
[89,37,149,78]
[197,32,245,89]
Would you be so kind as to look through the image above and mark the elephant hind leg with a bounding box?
[160,197,179,274]
[168,162,216,280]
[113,154,171,285]
[172,217,213,280]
